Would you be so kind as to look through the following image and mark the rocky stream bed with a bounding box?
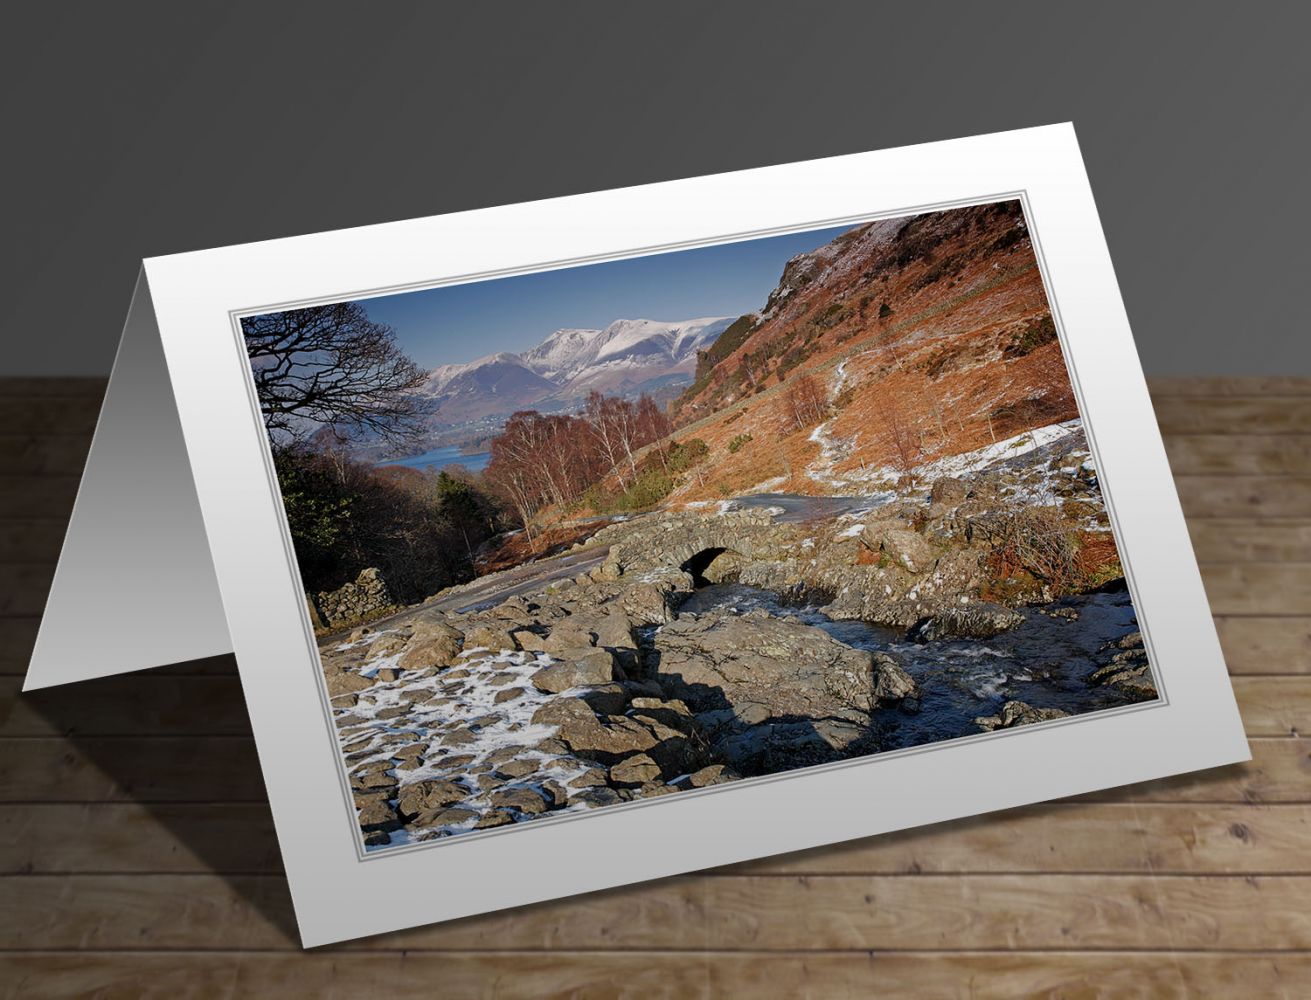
[320,439,1157,851]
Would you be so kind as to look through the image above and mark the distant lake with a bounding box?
[381,445,492,474]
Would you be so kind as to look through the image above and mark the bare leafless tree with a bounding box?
[242,302,427,448]
[876,396,922,474]
[783,373,829,432]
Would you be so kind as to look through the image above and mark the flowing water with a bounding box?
[677,583,1147,751]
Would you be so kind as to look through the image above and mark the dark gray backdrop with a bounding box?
[4,2,1307,376]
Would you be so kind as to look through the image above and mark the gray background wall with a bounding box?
[4,2,1308,376]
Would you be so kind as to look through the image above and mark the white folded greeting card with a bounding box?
[26,124,1247,946]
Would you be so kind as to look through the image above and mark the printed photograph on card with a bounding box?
[240,198,1158,853]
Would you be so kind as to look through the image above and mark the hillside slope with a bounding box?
[666,201,1077,500]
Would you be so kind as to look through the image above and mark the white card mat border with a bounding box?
[27,123,1248,947]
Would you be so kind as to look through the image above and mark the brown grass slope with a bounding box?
[668,201,1079,501]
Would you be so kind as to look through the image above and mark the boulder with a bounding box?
[324,669,373,697]
[672,764,739,789]
[530,649,618,693]
[493,758,540,780]
[487,785,551,815]
[396,779,468,818]
[911,603,1024,641]
[409,806,478,829]
[608,753,663,787]
[975,701,1071,731]
[929,477,970,508]
[530,697,701,774]
[871,653,921,705]
[879,527,935,574]
[357,800,402,833]
[653,610,876,723]
[398,622,463,670]
[577,682,630,716]
[461,624,519,652]
[1088,632,1157,700]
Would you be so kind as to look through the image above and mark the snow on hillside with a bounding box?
[519,328,603,382]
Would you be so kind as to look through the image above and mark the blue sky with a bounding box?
[358,223,853,368]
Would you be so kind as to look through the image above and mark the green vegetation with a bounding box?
[274,449,503,601]
[665,437,709,471]
[586,465,674,514]
[878,301,894,319]
[1004,314,1058,358]
[727,433,753,454]
[681,314,759,405]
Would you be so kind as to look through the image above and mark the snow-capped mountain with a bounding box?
[518,328,603,382]
[418,352,557,423]
[417,316,734,426]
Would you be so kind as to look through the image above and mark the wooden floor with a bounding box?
[1,376,1308,998]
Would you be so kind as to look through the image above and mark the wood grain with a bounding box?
[1,873,1308,952]
[1,736,1303,807]
[1,374,1309,996]
[5,802,1309,876]
[1176,476,1311,519]
[1200,564,1311,616]
[1166,434,1311,475]
[1216,617,1311,674]
[1153,396,1311,435]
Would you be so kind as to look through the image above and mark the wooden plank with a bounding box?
[1177,475,1311,518]
[2,873,1310,953]
[0,618,37,674]
[1148,376,1311,397]
[0,377,106,397]
[0,522,68,563]
[0,397,102,436]
[5,802,1308,876]
[1,952,1307,997]
[0,873,704,952]
[1190,520,1311,563]
[0,434,92,477]
[0,564,54,616]
[1234,677,1311,736]
[0,737,267,803]
[1153,396,1311,435]
[1073,737,1309,804]
[1216,617,1311,674]
[0,475,79,519]
[1200,563,1311,616]
[733,803,1311,877]
[702,874,1311,952]
[0,803,284,874]
[1,676,253,737]
[1165,434,1311,475]
[0,953,710,999]
[0,735,1301,807]
[710,952,1311,998]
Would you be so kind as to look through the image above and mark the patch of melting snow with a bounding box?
[340,646,605,850]
[336,629,399,652]
[743,474,788,494]
[914,419,1082,480]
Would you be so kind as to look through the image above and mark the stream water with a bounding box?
[677,583,1147,751]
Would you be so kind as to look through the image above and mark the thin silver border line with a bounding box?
[226,191,1166,864]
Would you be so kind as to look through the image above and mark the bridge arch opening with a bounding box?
[681,547,729,588]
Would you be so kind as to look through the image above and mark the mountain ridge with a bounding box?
[416,315,735,428]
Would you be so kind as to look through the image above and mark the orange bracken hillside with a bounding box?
[665,201,1078,501]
